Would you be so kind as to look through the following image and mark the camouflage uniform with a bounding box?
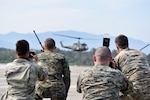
[77,64,133,100]
[114,48,150,100]
[1,58,46,100]
[35,51,71,99]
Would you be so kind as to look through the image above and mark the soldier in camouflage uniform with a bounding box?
[1,40,46,100]
[77,46,133,100]
[35,38,71,100]
[114,35,150,100]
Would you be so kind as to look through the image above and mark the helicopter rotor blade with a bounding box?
[53,33,83,40]
[53,33,100,40]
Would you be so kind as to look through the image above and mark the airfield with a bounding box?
[0,64,90,100]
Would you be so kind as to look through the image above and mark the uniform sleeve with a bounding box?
[36,53,48,81]
[37,66,47,81]
[76,74,82,93]
[32,62,47,81]
[76,70,88,93]
[118,71,133,95]
[114,53,125,71]
[114,55,121,70]
[62,57,71,95]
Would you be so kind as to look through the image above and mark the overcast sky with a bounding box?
[0,0,150,42]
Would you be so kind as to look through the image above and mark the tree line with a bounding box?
[0,48,150,66]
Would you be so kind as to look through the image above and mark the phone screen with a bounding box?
[103,38,110,47]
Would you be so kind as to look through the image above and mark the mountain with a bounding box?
[0,30,150,54]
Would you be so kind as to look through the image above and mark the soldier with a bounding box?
[1,40,46,100]
[114,34,150,100]
[35,38,71,100]
[77,46,133,100]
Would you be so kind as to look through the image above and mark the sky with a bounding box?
[0,0,150,43]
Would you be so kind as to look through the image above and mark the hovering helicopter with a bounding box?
[53,34,89,51]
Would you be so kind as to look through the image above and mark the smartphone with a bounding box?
[29,51,36,58]
[103,38,110,47]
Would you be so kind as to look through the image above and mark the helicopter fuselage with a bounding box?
[60,41,88,51]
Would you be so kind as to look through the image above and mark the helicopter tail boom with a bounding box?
[60,41,72,50]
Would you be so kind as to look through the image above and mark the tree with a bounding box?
[0,47,149,66]
[0,48,15,63]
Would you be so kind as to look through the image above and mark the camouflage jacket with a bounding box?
[77,64,133,100]
[114,48,150,100]
[36,51,71,98]
[1,58,46,100]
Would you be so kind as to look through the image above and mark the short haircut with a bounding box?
[115,35,128,49]
[16,40,29,56]
[44,38,55,50]
[95,46,111,62]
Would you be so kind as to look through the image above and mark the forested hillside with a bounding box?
[0,48,16,63]
[0,48,150,66]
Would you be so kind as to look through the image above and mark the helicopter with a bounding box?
[53,34,89,51]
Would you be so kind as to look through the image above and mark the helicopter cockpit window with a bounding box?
[81,43,88,49]
[81,43,87,46]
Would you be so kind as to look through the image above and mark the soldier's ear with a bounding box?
[116,44,119,51]
[109,57,112,63]
[93,55,96,62]
[26,51,30,57]
[53,46,56,50]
